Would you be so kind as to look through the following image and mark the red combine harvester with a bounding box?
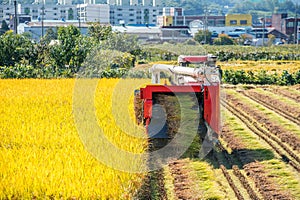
[135,55,221,153]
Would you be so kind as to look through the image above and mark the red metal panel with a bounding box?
[143,99,152,119]
[140,85,202,100]
[204,85,220,134]
[182,56,208,63]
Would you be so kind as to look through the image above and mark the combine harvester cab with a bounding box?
[134,55,221,153]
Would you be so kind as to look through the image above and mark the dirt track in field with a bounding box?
[226,93,300,153]
[268,87,300,103]
[168,159,197,200]
[242,89,300,125]
[222,99,300,173]
[244,162,292,200]
[221,123,293,200]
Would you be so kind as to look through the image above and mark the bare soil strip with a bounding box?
[269,87,300,103]
[222,122,295,200]
[219,164,245,200]
[215,139,260,200]
[225,93,300,153]
[221,100,300,173]
[168,159,197,200]
[242,90,300,126]
[294,85,300,91]
[136,169,167,200]
[244,162,292,200]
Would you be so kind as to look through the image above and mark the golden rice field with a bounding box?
[218,60,300,73]
[0,79,147,199]
[147,60,300,74]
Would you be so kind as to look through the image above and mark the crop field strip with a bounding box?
[224,89,300,153]
[221,97,300,173]
[221,110,298,199]
[212,140,260,200]
[240,90,300,126]
[265,86,300,103]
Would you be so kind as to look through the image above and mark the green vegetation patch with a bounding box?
[261,159,300,199]
[189,161,226,199]
[225,89,300,138]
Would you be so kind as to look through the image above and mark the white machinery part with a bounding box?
[150,63,220,85]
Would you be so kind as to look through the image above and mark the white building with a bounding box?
[109,5,162,25]
[57,0,72,5]
[19,4,76,21]
[107,0,161,6]
[77,4,109,23]
[0,4,21,23]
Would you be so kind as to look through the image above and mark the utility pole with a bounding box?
[14,0,17,34]
[294,3,298,44]
[41,3,45,38]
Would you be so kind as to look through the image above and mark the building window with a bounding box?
[129,19,134,22]
[117,8,122,11]
[129,14,134,16]
[53,7,57,10]
[287,21,294,28]
[129,9,134,11]
[117,14,122,16]
[240,20,247,25]
[230,20,237,25]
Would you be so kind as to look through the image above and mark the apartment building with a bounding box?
[77,4,109,23]
[107,0,162,6]
[109,5,162,25]
[21,4,76,21]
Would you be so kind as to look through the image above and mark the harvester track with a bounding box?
[214,142,260,200]
[240,91,300,126]
[221,100,300,173]
[168,160,196,200]
[268,87,300,103]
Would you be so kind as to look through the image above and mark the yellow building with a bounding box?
[225,14,252,26]
[163,16,174,26]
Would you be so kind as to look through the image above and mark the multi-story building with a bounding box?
[77,4,109,23]
[225,14,252,26]
[0,4,21,23]
[109,5,162,25]
[20,4,76,21]
[157,7,225,27]
[107,0,162,6]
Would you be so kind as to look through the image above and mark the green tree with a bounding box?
[193,30,212,44]
[0,20,9,35]
[42,28,57,44]
[88,22,112,42]
[0,31,36,66]
[213,35,235,45]
[101,32,141,56]
[49,25,92,73]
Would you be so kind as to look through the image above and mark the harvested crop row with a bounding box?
[215,139,260,200]
[135,169,167,200]
[268,87,300,103]
[168,159,197,200]
[221,100,300,172]
[225,92,300,153]
[244,162,292,200]
[242,90,300,125]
